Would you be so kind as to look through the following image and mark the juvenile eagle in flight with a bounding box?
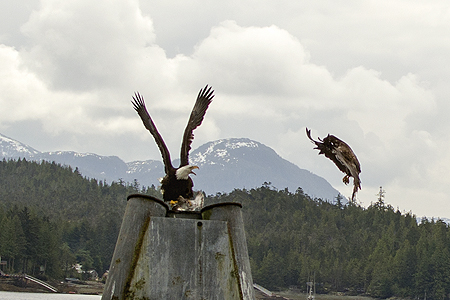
[132,85,214,203]
[306,128,361,201]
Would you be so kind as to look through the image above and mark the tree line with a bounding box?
[1,158,450,299]
[211,185,450,299]
[0,158,159,280]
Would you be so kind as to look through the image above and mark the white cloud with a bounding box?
[0,44,54,122]
[20,0,159,91]
[1,0,450,217]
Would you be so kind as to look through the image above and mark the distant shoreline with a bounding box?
[1,279,377,300]
[0,278,104,295]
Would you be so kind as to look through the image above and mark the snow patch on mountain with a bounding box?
[126,160,163,174]
[0,133,40,157]
[190,138,260,167]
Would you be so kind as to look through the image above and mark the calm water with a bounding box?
[0,291,101,300]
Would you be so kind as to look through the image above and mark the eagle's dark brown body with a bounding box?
[160,167,194,201]
[306,128,361,201]
[132,85,214,202]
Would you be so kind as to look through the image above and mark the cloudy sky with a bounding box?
[1,0,449,218]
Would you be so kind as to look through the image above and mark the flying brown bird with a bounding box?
[306,128,361,201]
[132,85,214,202]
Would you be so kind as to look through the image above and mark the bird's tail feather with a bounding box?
[351,177,361,201]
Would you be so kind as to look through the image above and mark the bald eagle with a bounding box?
[306,128,361,201]
[132,85,214,203]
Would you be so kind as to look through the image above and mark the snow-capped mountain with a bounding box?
[0,133,340,201]
[188,138,339,200]
[0,133,128,182]
[0,133,40,158]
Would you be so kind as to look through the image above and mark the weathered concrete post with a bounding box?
[201,202,255,300]
[102,194,168,300]
[102,195,255,300]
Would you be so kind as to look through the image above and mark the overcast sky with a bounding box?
[1,0,449,218]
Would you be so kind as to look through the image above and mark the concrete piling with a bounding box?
[102,194,168,300]
[201,202,255,300]
[102,195,255,300]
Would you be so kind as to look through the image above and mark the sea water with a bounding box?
[0,291,101,300]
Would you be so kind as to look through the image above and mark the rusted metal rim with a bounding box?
[127,193,169,210]
[200,202,242,213]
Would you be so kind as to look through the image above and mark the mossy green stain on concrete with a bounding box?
[123,215,151,299]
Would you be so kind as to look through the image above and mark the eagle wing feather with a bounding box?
[132,92,174,175]
[180,85,214,167]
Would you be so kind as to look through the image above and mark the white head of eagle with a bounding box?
[176,165,199,180]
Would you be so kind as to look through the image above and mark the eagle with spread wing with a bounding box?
[132,85,214,203]
[306,128,361,201]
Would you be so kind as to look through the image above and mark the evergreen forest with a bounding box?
[1,158,450,299]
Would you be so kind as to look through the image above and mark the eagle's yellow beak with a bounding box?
[191,165,199,175]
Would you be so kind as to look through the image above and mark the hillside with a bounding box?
[1,160,450,299]
[0,159,159,279]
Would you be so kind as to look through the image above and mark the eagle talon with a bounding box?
[342,175,350,185]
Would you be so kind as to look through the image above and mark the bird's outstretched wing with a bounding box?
[132,92,173,174]
[180,85,214,167]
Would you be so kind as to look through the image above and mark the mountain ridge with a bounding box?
[0,133,340,201]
